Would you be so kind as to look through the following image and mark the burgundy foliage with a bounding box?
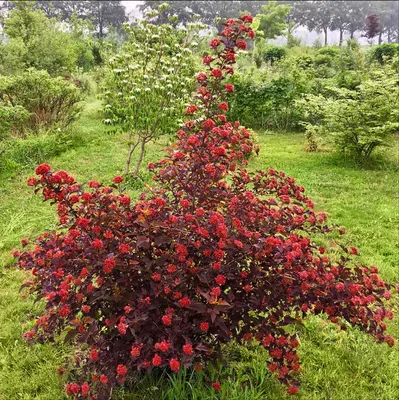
[363,14,381,40]
[14,16,394,399]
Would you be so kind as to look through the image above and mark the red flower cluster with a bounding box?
[15,16,394,400]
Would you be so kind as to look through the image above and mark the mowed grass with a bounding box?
[0,98,398,400]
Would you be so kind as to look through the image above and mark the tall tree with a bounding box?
[304,1,334,46]
[363,14,381,43]
[374,1,399,44]
[344,1,371,39]
[139,1,262,27]
[1,1,127,37]
[256,1,291,41]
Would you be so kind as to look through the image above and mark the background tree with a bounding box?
[103,4,201,176]
[304,1,334,47]
[1,1,79,75]
[256,1,291,41]
[363,14,381,43]
[1,1,127,37]
[139,1,261,28]
[374,1,399,44]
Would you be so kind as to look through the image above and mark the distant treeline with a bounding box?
[1,1,398,45]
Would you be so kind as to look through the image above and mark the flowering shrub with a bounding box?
[15,16,395,399]
[103,3,202,175]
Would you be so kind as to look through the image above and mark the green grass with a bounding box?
[0,98,398,399]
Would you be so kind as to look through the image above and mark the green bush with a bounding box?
[371,43,399,64]
[302,68,399,159]
[317,46,340,58]
[263,45,287,64]
[0,69,83,136]
[228,67,311,131]
[0,103,30,138]
[314,54,334,67]
[0,131,76,173]
[0,2,95,76]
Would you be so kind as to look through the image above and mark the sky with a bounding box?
[122,1,143,18]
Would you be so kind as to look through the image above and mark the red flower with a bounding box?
[183,343,193,355]
[118,244,131,253]
[349,246,359,255]
[196,72,207,82]
[35,163,51,175]
[162,315,172,326]
[180,199,190,208]
[90,348,99,361]
[92,239,103,249]
[200,322,209,332]
[215,275,226,285]
[247,29,255,38]
[117,364,127,376]
[155,340,170,352]
[210,69,223,78]
[210,287,221,297]
[113,176,124,183]
[224,84,234,92]
[212,381,222,391]
[173,151,185,160]
[287,386,299,395]
[218,102,229,111]
[27,177,38,186]
[241,15,253,23]
[169,358,180,372]
[234,240,243,248]
[152,354,162,366]
[100,374,108,384]
[214,146,226,156]
[210,39,221,47]
[81,381,90,396]
[152,273,161,282]
[82,305,91,314]
[103,257,116,273]
[179,297,191,308]
[58,305,70,317]
[186,105,198,114]
[202,119,216,130]
[236,40,247,50]
[225,52,236,62]
[88,180,100,188]
[203,55,214,64]
[131,345,142,357]
[336,282,345,292]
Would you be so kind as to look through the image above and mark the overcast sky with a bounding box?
[122,1,143,18]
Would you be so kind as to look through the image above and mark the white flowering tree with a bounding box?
[103,3,202,176]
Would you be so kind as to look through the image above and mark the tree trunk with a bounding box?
[133,139,146,177]
[378,31,382,45]
[125,138,140,175]
[350,27,354,39]
[339,28,343,46]
[323,27,328,46]
[387,29,391,43]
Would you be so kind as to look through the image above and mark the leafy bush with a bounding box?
[371,43,399,64]
[0,69,83,135]
[317,46,340,58]
[0,2,80,76]
[263,45,287,64]
[302,68,399,158]
[15,17,395,400]
[314,54,334,67]
[0,103,30,138]
[228,65,312,131]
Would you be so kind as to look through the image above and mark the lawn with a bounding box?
[0,98,398,400]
